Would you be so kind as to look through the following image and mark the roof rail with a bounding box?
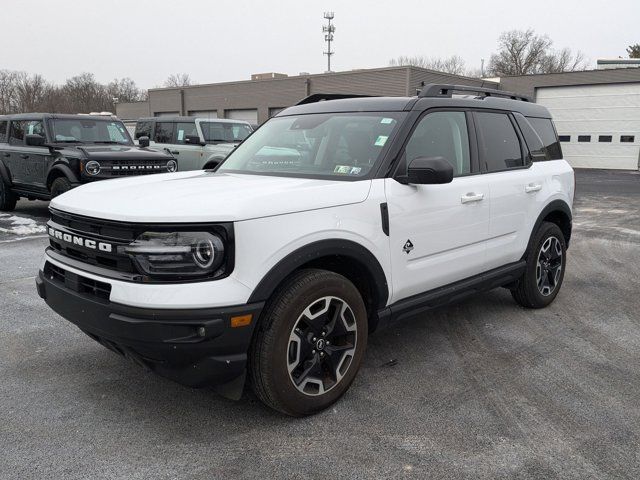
[295,93,373,105]
[418,83,531,102]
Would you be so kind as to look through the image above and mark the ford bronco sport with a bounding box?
[37,85,574,416]
[134,116,253,171]
[0,113,177,210]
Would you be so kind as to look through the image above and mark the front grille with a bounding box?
[48,210,139,275]
[44,261,112,301]
[101,159,169,177]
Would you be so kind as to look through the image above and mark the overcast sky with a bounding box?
[1,0,638,88]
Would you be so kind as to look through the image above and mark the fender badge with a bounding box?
[403,239,414,254]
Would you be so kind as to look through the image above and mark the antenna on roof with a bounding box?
[323,12,335,73]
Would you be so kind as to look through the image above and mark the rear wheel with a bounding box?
[511,221,566,308]
[0,178,18,211]
[250,269,368,416]
[50,177,72,198]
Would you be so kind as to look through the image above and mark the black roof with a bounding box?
[0,113,120,121]
[278,90,551,119]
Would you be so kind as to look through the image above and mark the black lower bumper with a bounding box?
[36,270,263,391]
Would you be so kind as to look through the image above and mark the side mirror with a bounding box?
[25,134,46,147]
[185,135,204,145]
[407,156,454,185]
[138,136,150,148]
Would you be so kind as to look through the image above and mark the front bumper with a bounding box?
[36,269,263,390]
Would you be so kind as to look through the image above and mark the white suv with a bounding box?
[37,85,574,416]
[134,116,253,171]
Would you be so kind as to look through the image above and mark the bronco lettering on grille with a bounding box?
[48,227,113,253]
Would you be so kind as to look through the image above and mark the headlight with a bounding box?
[85,160,101,175]
[167,159,177,172]
[120,231,225,279]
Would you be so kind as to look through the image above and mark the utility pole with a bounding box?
[323,12,335,73]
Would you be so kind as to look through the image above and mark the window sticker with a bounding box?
[334,165,351,174]
[374,135,388,147]
[177,130,184,141]
[380,118,394,124]
[350,166,362,175]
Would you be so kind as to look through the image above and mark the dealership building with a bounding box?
[117,64,640,170]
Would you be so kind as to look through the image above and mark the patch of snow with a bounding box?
[0,214,47,236]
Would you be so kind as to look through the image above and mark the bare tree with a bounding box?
[107,77,145,103]
[488,29,587,76]
[60,73,112,113]
[389,55,469,76]
[0,70,19,114]
[13,72,51,112]
[164,73,192,88]
[627,44,640,59]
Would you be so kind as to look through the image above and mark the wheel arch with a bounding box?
[0,160,12,185]
[530,199,573,250]
[247,239,390,331]
[46,164,79,190]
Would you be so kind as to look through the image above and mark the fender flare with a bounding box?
[46,163,80,188]
[529,199,573,249]
[0,160,11,185]
[247,239,389,309]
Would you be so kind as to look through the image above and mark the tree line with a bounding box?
[0,72,193,116]
[391,29,639,77]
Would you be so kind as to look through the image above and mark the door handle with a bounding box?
[525,183,542,193]
[461,192,484,204]
[20,154,29,159]
[170,150,180,155]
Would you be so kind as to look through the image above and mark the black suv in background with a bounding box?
[0,113,177,211]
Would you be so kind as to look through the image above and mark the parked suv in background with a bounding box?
[37,85,574,416]
[134,116,253,171]
[0,113,177,211]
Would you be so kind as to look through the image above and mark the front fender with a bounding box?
[47,162,81,186]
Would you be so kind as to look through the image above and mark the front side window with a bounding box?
[405,111,471,177]
[154,122,174,143]
[200,122,252,144]
[218,112,404,180]
[475,112,524,171]
[0,121,7,143]
[25,120,46,138]
[50,119,132,145]
[175,122,199,144]
[135,121,152,139]
[9,121,26,145]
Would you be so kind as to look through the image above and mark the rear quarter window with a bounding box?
[0,121,7,143]
[135,121,153,140]
[526,117,563,160]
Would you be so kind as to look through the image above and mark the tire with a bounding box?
[511,221,567,308]
[249,269,368,416]
[0,178,18,212]
[50,177,72,199]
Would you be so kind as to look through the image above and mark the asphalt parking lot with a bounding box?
[1,169,639,479]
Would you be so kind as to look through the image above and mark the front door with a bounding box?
[174,121,204,170]
[385,110,490,304]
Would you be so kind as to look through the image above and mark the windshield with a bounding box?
[50,119,132,145]
[200,121,252,143]
[218,112,403,180]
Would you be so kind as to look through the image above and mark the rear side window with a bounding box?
[527,117,562,160]
[135,121,153,139]
[475,112,524,171]
[154,122,174,143]
[9,121,26,145]
[0,121,7,142]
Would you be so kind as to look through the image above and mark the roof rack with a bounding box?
[418,83,531,102]
[295,93,373,105]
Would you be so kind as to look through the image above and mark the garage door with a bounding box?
[188,110,218,118]
[225,109,258,124]
[537,83,640,170]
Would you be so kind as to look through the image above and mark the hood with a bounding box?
[50,171,372,223]
[75,145,171,161]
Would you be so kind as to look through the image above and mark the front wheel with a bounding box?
[249,269,368,416]
[512,221,567,308]
[0,178,18,211]
[50,177,72,198]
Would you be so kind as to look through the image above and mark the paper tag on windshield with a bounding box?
[334,165,351,174]
[380,118,394,124]
[177,130,184,141]
[374,135,388,147]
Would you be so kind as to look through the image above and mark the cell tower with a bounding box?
[323,12,335,73]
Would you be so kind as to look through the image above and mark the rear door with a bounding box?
[385,110,490,303]
[473,110,541,269]
[174,121,203,170]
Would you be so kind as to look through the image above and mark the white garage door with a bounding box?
[188,110,218,118]
[537,83,640,170]
[225,109,258,124]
